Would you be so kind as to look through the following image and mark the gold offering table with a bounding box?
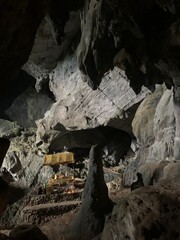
[43,151,75,195]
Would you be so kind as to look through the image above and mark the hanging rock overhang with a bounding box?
[0,0,180,94]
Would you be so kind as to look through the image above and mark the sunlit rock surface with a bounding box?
[2,130,43,188]
[132,85,175,163]
[123,86,177,186]
[36,55,149,152]
[147,89,175,161]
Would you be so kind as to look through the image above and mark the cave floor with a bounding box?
[0,187,131,239]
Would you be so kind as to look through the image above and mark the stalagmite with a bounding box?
[65,145,114,240]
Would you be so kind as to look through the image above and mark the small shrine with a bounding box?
[43,151,76,195]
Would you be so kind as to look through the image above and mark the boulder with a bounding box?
[102,186,180,240]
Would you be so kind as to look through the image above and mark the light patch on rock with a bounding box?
[2,130,44,188]
[36,55,149,149]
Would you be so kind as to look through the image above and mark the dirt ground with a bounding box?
[0,187,131,240]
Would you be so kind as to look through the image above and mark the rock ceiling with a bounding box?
[0,0,180,95]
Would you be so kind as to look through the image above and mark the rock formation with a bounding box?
[1,129,44,188]
[139,160,180,187]
[35,56,148,153]
[0,1,180,94]
[102,186,180,240]
[0,1,180,239]
[65,145,114,240]
[1,1,179,178]
[123,85,179,186]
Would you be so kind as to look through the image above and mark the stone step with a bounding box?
[22,200,81,225]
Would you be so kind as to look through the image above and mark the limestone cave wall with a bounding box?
[0,2,180,239]
[0,0,180,188]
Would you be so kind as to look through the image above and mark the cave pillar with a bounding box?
[65,145,114,240]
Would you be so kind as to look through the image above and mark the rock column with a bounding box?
[65,145,114,240]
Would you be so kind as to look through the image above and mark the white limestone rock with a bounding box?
[2,131,43,188]
[36,55,149,149]
[124,86,176,186]
[147,88,175,162]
